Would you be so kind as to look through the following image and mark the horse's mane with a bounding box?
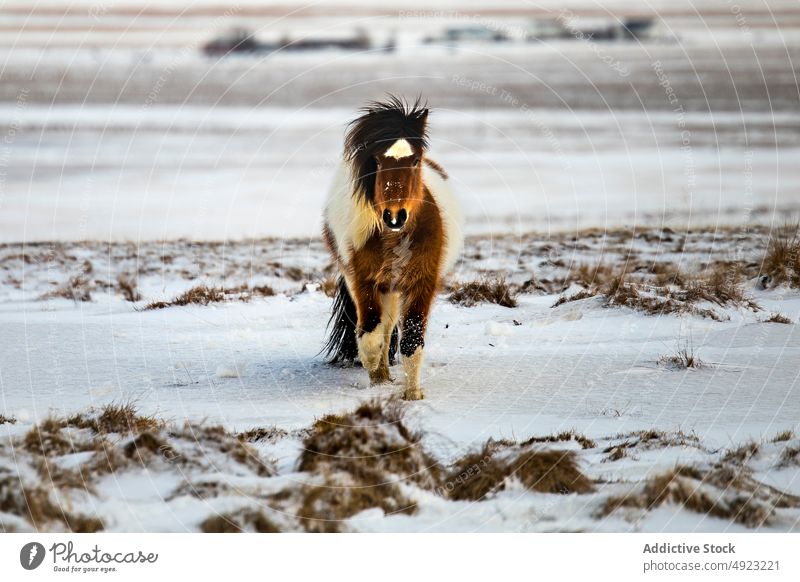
[344,95,429,202]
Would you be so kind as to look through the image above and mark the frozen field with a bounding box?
[1,1,799,534]
[1,227,799,532]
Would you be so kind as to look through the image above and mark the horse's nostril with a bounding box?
[382,208,408,230]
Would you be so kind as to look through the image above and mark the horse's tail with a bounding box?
[323,276,359,365]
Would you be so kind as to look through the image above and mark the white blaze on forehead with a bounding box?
[383,138,413,159]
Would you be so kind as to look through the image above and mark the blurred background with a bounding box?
[0,0,798,241]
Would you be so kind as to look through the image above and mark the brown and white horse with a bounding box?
[322,96,462,400]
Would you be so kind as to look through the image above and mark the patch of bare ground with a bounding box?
[443,439,594,501]
[597,463,800,528]
[761,223,800,288]
[201,508,280,533]
[447,276,518,308]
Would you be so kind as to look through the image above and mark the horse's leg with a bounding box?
[353,281,391,384]
[399,281,436,400]
[379,292,400,377]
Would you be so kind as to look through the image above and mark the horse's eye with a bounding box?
[413,157,420,167]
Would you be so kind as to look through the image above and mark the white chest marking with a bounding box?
[384,138,413,159]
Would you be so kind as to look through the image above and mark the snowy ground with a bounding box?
[1,226,799,532]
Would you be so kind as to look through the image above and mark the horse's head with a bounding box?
[344,97,429,233]
[373,138,424,231]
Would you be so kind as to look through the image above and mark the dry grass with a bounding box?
[764,313,793,324]
[299,398,441,490]
[0,474,103,532]
[295,473,417,533]
[761,223,800,288]
[447,276,518,308]
[598,463,800,528]
[444,440,594,501]
[67,402,163,435]
[116,274,141,302]
[201,508,280,533]
[520,430,597,450]
[772,430,794,443]
[778,445,800,468]
[0,414,16,425]
[237,427,289,443]
[145,284,275,309]
[145,285,226,309]
[40,275,93,302]
[722,441,760,465]
[553,263,759,321]
[171,424,275,477]
[658,338,703,369]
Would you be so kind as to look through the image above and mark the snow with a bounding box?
[0,231,798,532]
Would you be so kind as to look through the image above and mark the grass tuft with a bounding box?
[761,223,800,288]
[447,276,518,308]
[443,440,594,501]
[201,508,280,533]
[764,313,793,324]
[598,463,800,528]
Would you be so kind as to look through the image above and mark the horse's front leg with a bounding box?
[354,282,392,384]
[399,282,435,400]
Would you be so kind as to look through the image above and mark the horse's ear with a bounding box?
[418,108,429,124]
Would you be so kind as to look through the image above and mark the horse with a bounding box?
[322,96,463,400]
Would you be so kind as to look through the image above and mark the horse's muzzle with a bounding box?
[383,208,408,231]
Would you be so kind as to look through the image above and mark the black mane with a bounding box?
[344,95,429,202]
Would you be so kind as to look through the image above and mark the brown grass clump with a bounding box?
[443,440,594,501]
[145,285,226,309]
[201,508,280,533]
[0,414,16,425]
[145,284,275,309]
[0,474,103,532]
[172,424,274,477]
[723,441,760,465]
[23,419,95,457]
[300,398,441,490]
[237,427,288,443]
[117,274,141,302]
[602,430,702,463]
[520,430,597,450]
[778,445,800,468]
[761,223,800,288]
[658,340,703,369]
[598,463,800,528]
[67,403,162,435]
[772,430,794,443]
[764,313,793,324]
[448,276,518,308]
[296,473,417,533]
[40,275,93,302]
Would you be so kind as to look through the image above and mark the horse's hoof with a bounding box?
[369,368,393,385]
[402,388,424,401]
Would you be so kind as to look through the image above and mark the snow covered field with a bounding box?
[1,227,799,532]
[1,0,799,534]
